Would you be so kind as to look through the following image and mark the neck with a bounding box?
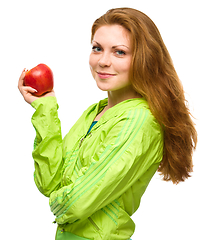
[107,85,141,108]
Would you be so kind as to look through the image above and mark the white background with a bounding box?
[0,0,206,239]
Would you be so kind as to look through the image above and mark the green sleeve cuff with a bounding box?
[31,96,58,110]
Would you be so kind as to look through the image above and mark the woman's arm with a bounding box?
[18,70,63,197]
[31,97,63,197]
[49,108,164,224]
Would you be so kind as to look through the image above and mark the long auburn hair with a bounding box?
[91,8,197,184]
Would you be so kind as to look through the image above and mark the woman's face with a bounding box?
[89,24,132,92]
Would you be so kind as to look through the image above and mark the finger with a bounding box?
[18,68,27,88]
[23,86,38,94]
[20,68,27,79]
[19,86,37,98]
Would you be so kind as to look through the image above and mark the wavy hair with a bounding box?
[91,8,197,184]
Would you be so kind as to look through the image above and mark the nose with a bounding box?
[98,52,111,68]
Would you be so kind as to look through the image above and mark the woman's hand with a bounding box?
[18,68,55,104]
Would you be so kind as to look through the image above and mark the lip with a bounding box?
[96,71,116,79]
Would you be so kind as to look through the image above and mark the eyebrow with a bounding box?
[92,41,130,49]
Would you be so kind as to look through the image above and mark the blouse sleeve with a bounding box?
[49,108,164,224]
[31,97,63,197]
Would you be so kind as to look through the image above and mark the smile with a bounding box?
[97,72,116,79]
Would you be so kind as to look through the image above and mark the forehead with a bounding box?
[93,24,131,47]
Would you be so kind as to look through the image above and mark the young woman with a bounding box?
[18,8,197,240]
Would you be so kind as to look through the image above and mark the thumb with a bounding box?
[23,86,38,94]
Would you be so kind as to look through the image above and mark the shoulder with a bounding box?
[117,103,164,162]
[104,99,163,142]
[114,101,164,148]
[115,98,161,131]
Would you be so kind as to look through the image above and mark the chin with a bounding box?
[95,81,111,92]
[96,85,111,92]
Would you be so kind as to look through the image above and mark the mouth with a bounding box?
[96,71,116,79]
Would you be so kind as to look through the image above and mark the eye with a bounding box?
[92,46,102,52]
[115,50,126,56]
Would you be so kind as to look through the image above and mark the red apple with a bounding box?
[24,63,54,96]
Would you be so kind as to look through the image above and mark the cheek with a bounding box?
[115,59,131,74]
[89,54,97,78]
[89,54,97,70]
